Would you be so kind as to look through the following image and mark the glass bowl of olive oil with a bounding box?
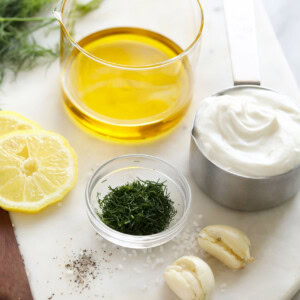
[85,155,191,248]
[54,0,204,141]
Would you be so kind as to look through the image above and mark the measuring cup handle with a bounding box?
[223,0,261,86]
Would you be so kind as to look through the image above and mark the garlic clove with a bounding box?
[198,238,245,269]
[164,256,215,300]
[198,225,254,270]
[181,270,203,299]
[164,267,196,300]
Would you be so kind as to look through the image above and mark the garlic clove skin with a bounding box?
[198,225,254,270]
[164,256,215,300]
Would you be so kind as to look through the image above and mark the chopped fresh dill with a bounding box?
[97,179,177,236]
[0,0,102,83]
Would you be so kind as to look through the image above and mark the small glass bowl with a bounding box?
[85,154,191,249]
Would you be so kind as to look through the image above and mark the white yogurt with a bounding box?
[194,88,300,177]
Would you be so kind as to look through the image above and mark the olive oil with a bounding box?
[61,27,192,141]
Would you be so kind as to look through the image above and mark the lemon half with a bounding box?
[0,130,78,212]
[0,111,41,135]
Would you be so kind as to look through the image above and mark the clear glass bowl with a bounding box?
[85,154,191,248]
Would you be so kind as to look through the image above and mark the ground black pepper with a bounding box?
[65,249,98,290]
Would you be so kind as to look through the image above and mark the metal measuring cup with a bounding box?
[190,0,300,211]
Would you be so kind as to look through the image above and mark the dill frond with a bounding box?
[0,0,102,83]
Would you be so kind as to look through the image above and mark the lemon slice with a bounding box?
[0,111,41,135]
[0,130,78,212]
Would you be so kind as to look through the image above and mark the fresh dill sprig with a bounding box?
[74,0,103,17]
[0,0,102,83]
[97,179,177,236]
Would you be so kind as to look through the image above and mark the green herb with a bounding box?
[0,0,102,83]
[73,0,103,17]
[97,179,177,236]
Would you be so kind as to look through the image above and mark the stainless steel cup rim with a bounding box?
[191,84,300,181]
